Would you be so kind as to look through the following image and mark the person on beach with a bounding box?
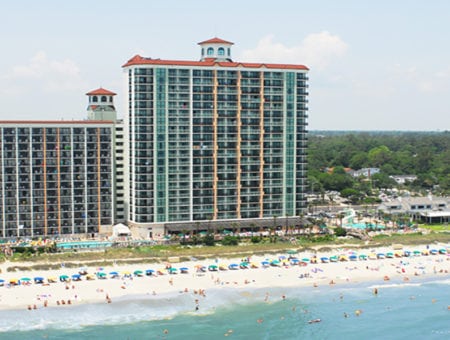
[195,299,199,311]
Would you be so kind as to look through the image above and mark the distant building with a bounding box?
[377,196,450,223]
[349,168,380,178]
[389,175,417,184]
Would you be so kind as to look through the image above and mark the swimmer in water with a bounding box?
[308,318,321,324]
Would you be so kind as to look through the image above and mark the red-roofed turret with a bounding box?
[86,87,117,121]
[198,37,234,62]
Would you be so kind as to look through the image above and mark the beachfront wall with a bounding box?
[0,121,115,237]
[122,38,309,231]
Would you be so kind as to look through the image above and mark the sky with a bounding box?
[1,0,449,131]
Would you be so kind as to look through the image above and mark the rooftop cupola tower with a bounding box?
[198,37,234,62]
[86,87,117,121]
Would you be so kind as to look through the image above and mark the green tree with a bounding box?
[221,236,239,246]
[368,145,392,167]
[334,227,347,237]
[203,234,215,246]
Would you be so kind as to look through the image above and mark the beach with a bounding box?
[0,244,449,312]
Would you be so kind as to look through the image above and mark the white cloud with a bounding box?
[389,64,450,94]
[239,32,348,70]
[5,51,85,94]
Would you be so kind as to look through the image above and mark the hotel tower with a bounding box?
[123,38,309,236]
[0,90,116,238]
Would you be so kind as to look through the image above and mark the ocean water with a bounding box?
[0,276,449,340]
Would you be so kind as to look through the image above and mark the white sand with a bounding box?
[0,245,448,311]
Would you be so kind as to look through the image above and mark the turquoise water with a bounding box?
[0,277,449,339]
[346,223,385,229]
[56,241,113,250]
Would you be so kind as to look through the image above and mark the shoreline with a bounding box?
[0,244,448,312]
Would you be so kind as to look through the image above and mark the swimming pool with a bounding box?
[345,223,385,230]
[56,241,113,250]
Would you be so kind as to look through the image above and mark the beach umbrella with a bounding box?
[413,250,421,256]
[179,267,189,273]
[47,276,57,283]
[251,262,259,268]
[240,262,249,268]
[96,272,107,279]
[261,261,270,267]
[72,274,82,281]
[229,263,239,270]
[279,255,287,260]
[377,253,385,259]
[34,277,45,283]
[86,274,96,280]
[134,270,144,276]
[20,277,31,284]
[219,264,228,270]
[208,265,218,271]
[0,279,4,286]
[386,252,394,258]
[439,248,446,254]
[9,278,19,285]
[430,249,438,255]
[330,256,338,262]
[349,255,357,261]
[359,254,368,260]
[59,275,69,282]
[146,269,155,275]
[195,265,206,272]
[290,258,300,265]
[403,251,411,257]
[79,267,88,275]
[270,260,281,266]
[320,257,329,263]
[168,267,178,274]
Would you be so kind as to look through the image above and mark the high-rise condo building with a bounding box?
[123,38,309,236]
[0,89,117,238]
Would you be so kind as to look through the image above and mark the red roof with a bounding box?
[122,55,309,70]
[86,88,117,96]
[198,37,234,45]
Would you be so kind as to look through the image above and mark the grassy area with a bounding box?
[419,224,450,232]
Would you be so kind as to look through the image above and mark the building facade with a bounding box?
[0,119,115,238]
[123,38,309,232]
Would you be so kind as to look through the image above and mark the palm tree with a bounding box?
[337,212,346,227]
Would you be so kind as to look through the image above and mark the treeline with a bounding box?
[307,131,450,198]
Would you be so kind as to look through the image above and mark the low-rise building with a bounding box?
[377,196,450,224]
